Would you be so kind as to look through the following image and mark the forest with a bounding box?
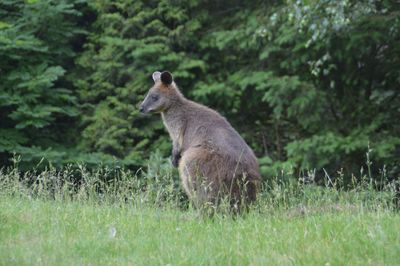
[1,0,399,183]
[1,1,400,264]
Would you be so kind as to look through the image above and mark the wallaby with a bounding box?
[139,71,261,208]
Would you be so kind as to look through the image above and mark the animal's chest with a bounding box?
[162,115,185,144]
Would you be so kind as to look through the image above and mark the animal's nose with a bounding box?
[139,106,144,113]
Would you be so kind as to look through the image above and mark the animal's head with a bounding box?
[139,71,179,114]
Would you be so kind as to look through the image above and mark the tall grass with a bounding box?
[1,154,398,214]
[1,155,399,265]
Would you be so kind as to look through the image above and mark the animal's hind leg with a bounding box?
[178,148,221,207]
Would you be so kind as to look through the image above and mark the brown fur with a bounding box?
[140,71,261,207]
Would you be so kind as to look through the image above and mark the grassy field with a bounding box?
[0,165,399,265]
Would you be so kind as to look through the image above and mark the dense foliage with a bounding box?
[0,0,84,164]
[1,0,399,182]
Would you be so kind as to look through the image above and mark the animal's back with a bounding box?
[183,101,257,162]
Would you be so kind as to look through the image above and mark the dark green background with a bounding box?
[0,0,399,182]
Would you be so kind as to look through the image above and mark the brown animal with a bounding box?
[139,71,261,208]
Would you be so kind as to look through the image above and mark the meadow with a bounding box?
[2,1,399,265]
[1,160,399,265]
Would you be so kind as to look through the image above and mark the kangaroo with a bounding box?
[139,71,261,208]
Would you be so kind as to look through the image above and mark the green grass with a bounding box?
[0,162,399,265]
[1,196,399,265]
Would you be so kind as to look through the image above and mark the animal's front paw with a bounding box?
[171,153,181,168]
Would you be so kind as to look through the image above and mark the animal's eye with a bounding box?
[151,95,159,101]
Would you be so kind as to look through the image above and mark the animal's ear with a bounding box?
[152,71,161,83]
[161,71,173,85]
